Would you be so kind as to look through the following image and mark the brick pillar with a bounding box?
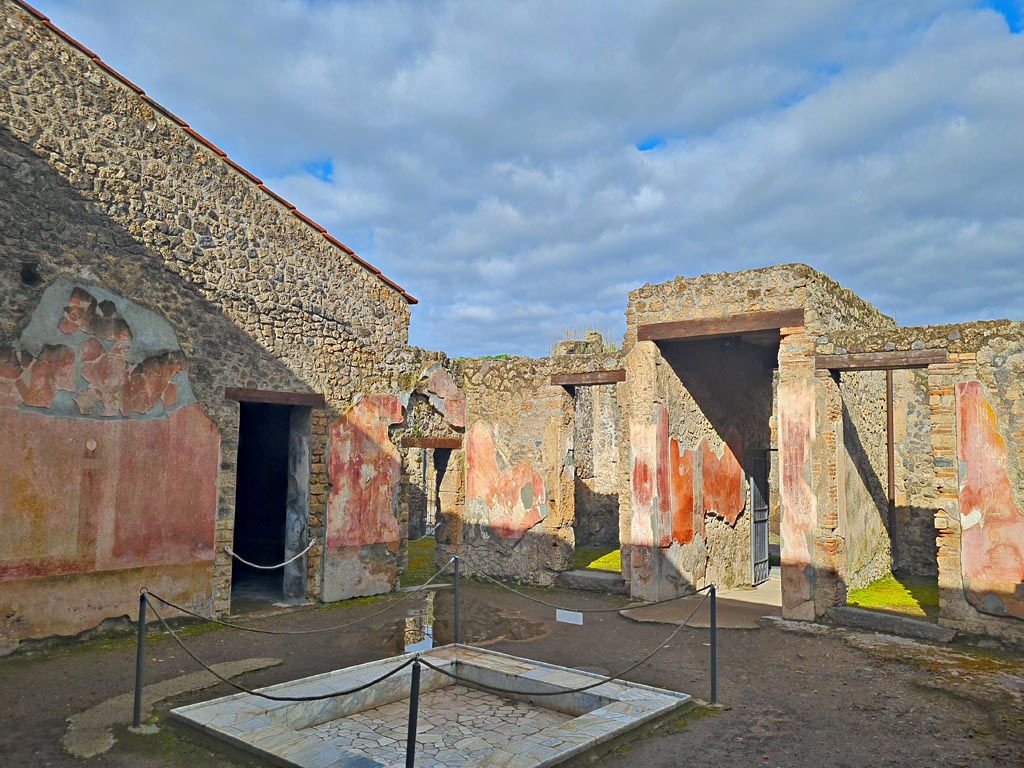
[928,355,962,623]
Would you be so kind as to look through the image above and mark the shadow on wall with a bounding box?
[573,485,619,549]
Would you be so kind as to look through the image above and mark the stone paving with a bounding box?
[307,684,570,767]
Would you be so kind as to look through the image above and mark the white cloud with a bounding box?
[33,0,1024,355]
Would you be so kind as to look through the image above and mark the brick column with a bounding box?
[928,356,961,623]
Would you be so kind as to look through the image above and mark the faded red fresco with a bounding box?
[670,439,696,544]
[426,366,466,429]
[326,395,404,549]
[630,406,742,549]
[702,430,744,525]
[465,421,547,538]
[957,381,1024,619]
[0,289,183,418]
[778,377,814,615]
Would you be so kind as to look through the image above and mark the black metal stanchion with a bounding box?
[405,659,421,768]
[453,556,461,645]
[132,591,147,729]
[709,585,717,705]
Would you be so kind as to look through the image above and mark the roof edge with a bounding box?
[12,0,418,305]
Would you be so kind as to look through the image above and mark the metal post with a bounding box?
[132,592,147,729]
[453,556,461,645]
[405,659,421,768]
[709,585,718,705]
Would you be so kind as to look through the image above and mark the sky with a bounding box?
[29,0,1024,357]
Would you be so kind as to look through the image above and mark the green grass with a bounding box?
[403,537,437,586]
[574,546,622,573]
[847,573,940,621]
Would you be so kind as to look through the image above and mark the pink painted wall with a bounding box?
[957,381,1024,620]
[465,421,548,538]
[0,283,220,648]
[778,376,815,619]
[325,394,404,549]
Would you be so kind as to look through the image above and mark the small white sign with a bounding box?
[555,609,583,625]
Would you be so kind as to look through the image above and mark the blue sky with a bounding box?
[30,0,1024,357]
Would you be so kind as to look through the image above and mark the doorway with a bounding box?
[231,402,310,607]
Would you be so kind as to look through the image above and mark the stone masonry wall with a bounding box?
[571,383,620,548]
[820,322,1024,645]
[838,370,891,591]
[0,2,413,630]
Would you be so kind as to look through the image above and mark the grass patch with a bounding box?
[403,537,438,587]
[847,573,940,620]
[574,547,621,573]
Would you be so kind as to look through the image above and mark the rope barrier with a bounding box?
[419,589,712,697]
[464,563,715,613]
[147,599,418,702]
[143,556,456,636]
[224,538,317,570]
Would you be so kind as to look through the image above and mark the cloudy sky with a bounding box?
[31,0,1024,356]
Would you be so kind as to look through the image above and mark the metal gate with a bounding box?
[749,450,771,586]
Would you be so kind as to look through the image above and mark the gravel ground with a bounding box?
[0,580,1021,768]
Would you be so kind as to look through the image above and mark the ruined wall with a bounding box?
[838,371,891,592]
[624,338,772,600]
[823,322,1024,644]
[0,2,413,642]
[572,384,620,548]
[625,265,896,615]
[450,357,577,585]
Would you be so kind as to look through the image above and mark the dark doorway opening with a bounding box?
[232,402,292,605]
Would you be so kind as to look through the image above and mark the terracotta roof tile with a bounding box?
[12,0,417,305]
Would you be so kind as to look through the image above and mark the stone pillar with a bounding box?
[212,401,240,616]
[284,407,312,602]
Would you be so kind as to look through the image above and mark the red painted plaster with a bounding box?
[326,395,404,549]
[670,439,696,544]
[16,344,76,408]
[59,286,132,341]
[426,367,466,429]
[957,381,1024,619]
[702,430,744,525]
[465,421,547,538]
[0,404,218,580]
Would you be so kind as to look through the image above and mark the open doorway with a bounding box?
[231,402,311,608]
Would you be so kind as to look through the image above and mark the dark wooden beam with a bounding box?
[224,387,326,407]
[551,370,626,387]
[814,349,947,372]
[637,308,804,342]
[401,436,463,449]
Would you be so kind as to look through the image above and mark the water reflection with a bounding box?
[403,590,435,653]
[367,588,547,655]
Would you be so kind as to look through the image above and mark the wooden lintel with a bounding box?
[551,370,626,387]
[814,348,948,372]
[637,308,804,342]
[224,387,326,407]
[401,436,463,449]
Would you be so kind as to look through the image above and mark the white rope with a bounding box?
[225,538,317,570]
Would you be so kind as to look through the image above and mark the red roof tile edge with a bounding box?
[12,0,417,306]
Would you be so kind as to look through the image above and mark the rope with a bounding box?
[224,538,317,570]
[464,562,714,613]
[143,556,456,636]
[147,600,417,702]
[420,590,712,697]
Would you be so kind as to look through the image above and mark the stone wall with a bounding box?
[820,321,1024,644]
[571,383,620,548]
[0,1,414,646]
[893,368,938,576]
[838,370,891,591]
